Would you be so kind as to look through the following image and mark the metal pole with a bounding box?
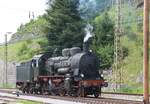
[143,0,149,104]
[5,34,7,85]
[114,0,122,91]
[4,32,12,86]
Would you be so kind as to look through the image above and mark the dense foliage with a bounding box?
[92,12,114,69]
[17,39,41,61]
[44,0,85,54]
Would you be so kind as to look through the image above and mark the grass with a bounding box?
[17,100,42,104]
[117,86,143,94]
[0,84,15,88]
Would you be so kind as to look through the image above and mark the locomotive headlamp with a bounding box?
[80,73,84,78]
[89,50,92,52]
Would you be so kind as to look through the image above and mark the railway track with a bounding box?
[0,96,17,104]
[0,89,143,104]
[102,92,144,96]
[101,92,143,102]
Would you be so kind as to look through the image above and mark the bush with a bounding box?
[117,86,143,94]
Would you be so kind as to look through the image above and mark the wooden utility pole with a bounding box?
[4,33,8,85]
[143,0,149,104]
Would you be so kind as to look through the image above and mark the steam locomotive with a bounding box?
[16,24,107,97]
[16,44,107,97]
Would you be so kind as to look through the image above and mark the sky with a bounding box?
[0,0,47,43]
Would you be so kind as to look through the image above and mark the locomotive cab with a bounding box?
[32,54,51,81]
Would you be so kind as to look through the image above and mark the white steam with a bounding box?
[84,24,93,43]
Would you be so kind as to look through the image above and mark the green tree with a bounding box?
[44,0,84,54]
[92,12,114,69]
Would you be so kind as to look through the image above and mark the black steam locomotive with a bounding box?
[16,45,107,97]
[16,24,107,97]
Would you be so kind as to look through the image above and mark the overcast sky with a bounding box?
[0,0,47,43]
